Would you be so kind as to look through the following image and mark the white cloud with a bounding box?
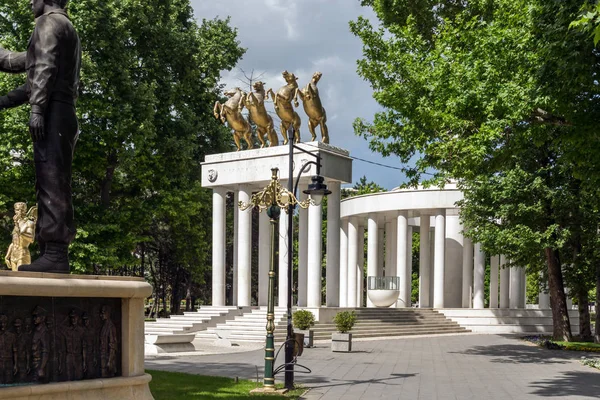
[191,0,403,189]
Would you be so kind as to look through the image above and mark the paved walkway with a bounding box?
[145,334,600,399]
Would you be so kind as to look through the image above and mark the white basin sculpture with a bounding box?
[367,276,400,307]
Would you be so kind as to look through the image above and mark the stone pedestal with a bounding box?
[0,271,153,400]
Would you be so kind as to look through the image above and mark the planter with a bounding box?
[331,332,352,352]
[296,329,314,348]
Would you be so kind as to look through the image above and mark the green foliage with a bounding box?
[292,309,316,330]
[352,0,600,340]
[0,1,244,310]
[570,2,600,45]
[333,310,357,333]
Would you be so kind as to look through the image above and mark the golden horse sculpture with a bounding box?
[214,87,253,151]
[267,71,301,145]
[243,81,279,147]
[5,202,37,271]
[297,71,329,144]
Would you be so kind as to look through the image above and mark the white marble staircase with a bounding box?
[195,306,289,343]
[439,308,580,334]
[145,306,251,336]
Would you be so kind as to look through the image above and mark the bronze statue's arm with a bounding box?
[13,341,18,375]
[0,48,26,73]
[4,244,12,268]
[29,17,60,116]
[0,84,29,110]
[82,338,87,372]
[293,88,299,107]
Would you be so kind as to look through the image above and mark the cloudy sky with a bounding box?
[190,0,406,190]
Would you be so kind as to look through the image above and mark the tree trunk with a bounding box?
[576,287,591,340]
[595,262,600,344]
[546,247,572,341]
[100,152,118,208]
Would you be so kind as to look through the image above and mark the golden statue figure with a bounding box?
[243,81,279,147]
[213,87,253,151]
[297,71,329,144]
[5,203,37,271]
[267,71,301,145]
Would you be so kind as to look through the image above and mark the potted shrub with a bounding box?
[293,309,316,348]
[332,311,357,352]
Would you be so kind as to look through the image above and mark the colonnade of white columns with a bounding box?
[210,180,342,307]
[211,186,530,310]
[338,211,529,310]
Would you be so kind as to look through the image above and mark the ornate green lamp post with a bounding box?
[239,167,311,390]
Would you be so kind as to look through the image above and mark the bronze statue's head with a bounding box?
[14,202,26,217]
[282,70,298,85]
[32,0,69,19]
[100,305,111,321]
[82,312,90,327]
[13,318,22,333]
[0,315,7,331]
[32,305,47,325]
[253,81,265,92]
[69,309,79,326]
[312,71,323,83]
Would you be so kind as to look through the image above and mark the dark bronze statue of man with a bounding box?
[0,0,81,273]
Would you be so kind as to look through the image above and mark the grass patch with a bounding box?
[522,336,600,353]
[147,370,304,399]
[555,341,600,352]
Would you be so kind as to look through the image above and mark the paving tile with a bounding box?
[145,334,600,400]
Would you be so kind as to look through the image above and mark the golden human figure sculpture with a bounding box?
[297,71,329,144]
[243,81,279,147]
[5,203,37,271]
[267,71,301,145]
[213,87,253,151]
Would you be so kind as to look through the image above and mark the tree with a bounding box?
[0,0,245,313]
[351,0,600,340]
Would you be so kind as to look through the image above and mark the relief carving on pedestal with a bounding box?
[0,297,121,385]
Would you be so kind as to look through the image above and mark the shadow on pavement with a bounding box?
[529,370,600,397]
[449,343,581,364]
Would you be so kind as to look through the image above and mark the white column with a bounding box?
[473,243,485,309]
[419,215,431,308]
[499,255,509,309]
[347,217,358,307]
[232,190,239,305]
[520,267,527,308]
[258,209,270,306]
[433,210,446,308]
[539,272,550,309]
[307,202,323,308]
[278,202,289,307]
[462,237,473,308]
[297,189,308,307]
[326,181,341,307]
[489,255,499,308]
[358,225,365,307]
[405,226,413,307]
[367,214,379,307]
[211,188,227,306]
[397,211,409,307]
[389,217,398,278]
[377,226,385,276]
[385,220,393,277]
[237,187,252,307]
[339,219,348,307]
[509,264,520,309]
